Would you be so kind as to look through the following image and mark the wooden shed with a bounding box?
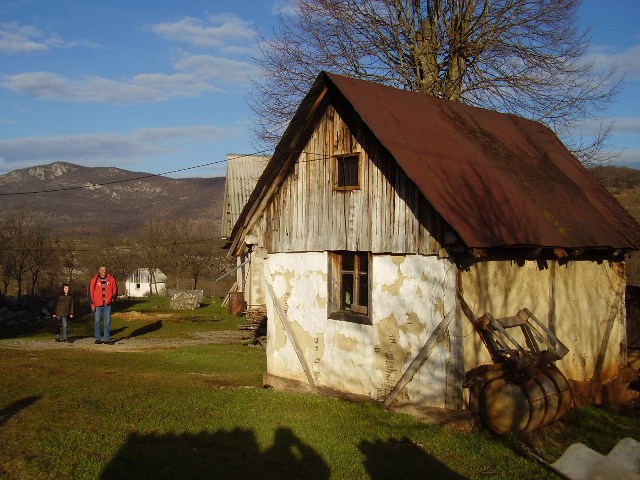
[229,72,640,413]
[125,268,167,298]
[220,153,270,307]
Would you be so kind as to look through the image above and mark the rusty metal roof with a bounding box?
[231,72,640,253]
[325,72,640,250]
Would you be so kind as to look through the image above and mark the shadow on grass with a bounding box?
[100,427,330,479]
[127,320,163,339]
[0,396,41,427]
[101,428,469,479]
[110,299,147,313]
[359,437,467,480]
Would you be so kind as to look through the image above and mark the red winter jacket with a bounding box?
[89,274,118,307]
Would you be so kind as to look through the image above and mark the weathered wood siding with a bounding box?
[261,103,454,255]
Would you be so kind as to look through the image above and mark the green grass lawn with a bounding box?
[1,296,246,341]
[1,298,639,479]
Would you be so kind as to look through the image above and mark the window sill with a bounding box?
[328,311,371,325]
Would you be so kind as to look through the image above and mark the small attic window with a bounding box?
[335,154,360,190]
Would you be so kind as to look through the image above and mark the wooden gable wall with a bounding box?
[258,99,456,255]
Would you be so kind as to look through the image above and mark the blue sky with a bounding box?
[0,0,639,179]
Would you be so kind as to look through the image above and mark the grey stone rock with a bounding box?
[170,291,200,310]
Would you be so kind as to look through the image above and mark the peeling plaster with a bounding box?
[372,255,458,407]
[460,260,625,383]
[266,251,460,407]
[336,332,359,352]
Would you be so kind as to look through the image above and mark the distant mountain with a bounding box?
[0,162,225,236]
[1,162,637,239]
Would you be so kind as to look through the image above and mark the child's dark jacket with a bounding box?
[54,294,74,317]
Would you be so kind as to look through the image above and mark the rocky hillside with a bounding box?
[0,162,225,236]
[1,162,639,240]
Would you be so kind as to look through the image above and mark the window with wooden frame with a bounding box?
[328,251,371,325]
[334,153,360,190]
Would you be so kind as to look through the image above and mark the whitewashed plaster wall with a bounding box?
[247,247,267,307]
[265,252,462,408]
[125,281,166,297]
[460,260,626,383]
[372,255,461,408]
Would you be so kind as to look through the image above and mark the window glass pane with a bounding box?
[341,273,354,310]
[357,273,368,308]
[337,160,346,186]
[337,155,359,187]
[341,252,354,271]
[357,253,368,273]
[345,156,358,186]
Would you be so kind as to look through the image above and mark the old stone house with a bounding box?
[228,72,640,413]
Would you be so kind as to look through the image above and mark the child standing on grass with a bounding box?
[53,283,74,343]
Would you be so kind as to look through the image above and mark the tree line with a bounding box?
[0,211,234,298]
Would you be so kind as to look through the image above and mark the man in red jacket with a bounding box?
[89,265,118,345]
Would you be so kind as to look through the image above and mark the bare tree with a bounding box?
[0,211,54,296]
[0,212,31,296]
[78,236,135,288]
[0,217,12,293]
[26,224,52,295]
[250,0,619,165]
[160,221,187,289]
[152,220,234,291]
[58,240,76,285]
[134,223,165,296]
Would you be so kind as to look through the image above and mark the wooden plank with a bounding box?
[383,306,456,409]
[257,103,450,256]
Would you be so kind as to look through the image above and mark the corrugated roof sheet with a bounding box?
[231,72,640,252]
[220,153,270,238]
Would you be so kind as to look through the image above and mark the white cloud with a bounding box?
[0,22,48,54]
[271,0,297,16]
[134,125,236,143]
[589,44,640,81]
[611,116,640,135]
[1,13,262,104]
[0,125,240,171]
[173,53,261,84]
[148,14,256,54]
[0,21,101,55]
[1,52,259,104]
[572,115,640,137]
[612,148,640,169]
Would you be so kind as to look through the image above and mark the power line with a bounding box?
[0,148,333,198]
[0,236,228,253]
[0,151,272,197]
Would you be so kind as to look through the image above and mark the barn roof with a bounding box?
[231,72,640,254]
[220,153,270,239]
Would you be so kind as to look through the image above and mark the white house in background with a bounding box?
[125,268,167,297]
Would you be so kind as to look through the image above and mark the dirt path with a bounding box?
[0,330,249,352]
